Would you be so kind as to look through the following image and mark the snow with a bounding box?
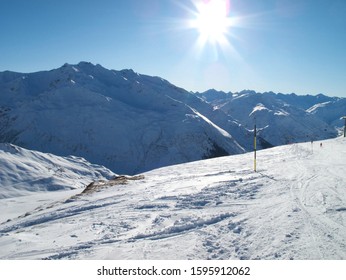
[0,137,345,260]
[306,101,331,113]
[0,143,115,200]
[249,103,271,116]
[202,90,340,147]
[1,62,345,261]
[274,110,289,116]
[306,98,346,127]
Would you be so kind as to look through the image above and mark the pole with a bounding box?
[254,124,257,172]
[344,117,346,138]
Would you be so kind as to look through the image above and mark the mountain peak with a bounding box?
[77,61,95,67]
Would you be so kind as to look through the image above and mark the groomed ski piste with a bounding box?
[0,137,345,260]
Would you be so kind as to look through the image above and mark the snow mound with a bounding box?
[0,143,115,199]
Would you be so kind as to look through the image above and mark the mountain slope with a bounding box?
[307,98,346,127]
[0,137,345,260]
[0,143,115,199]
[0,62,244,174]
[197,90,341,145]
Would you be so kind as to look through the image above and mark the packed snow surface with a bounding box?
[0,137,345,260]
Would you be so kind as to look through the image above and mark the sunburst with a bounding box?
[189,0,235,47]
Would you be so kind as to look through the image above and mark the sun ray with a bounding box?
[189,0,234,46]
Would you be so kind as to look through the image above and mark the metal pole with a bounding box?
[254,124,257,172]
[342,116,346,137]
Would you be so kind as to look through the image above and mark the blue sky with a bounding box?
[1,0,346,97]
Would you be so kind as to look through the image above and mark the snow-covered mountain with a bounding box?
[0,62,244,174]
[1,62,344,174]
[1,62,345,260]
[197,90,342,146]
[0,143,115,199]
[307,98,346,128]
[1,137,345,260]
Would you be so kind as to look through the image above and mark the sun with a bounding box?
[190,0,233,45]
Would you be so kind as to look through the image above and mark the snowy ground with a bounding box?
[0,143,115,200]
[0,137,345,260]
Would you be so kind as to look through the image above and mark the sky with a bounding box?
[0,0,346,97]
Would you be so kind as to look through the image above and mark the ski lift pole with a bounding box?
[254,124,257,172]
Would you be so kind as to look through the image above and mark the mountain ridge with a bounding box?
[0,62,344,174]
[0,62,245,174]
[197,89,342,145]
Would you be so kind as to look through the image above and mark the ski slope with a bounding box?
[0,137,345,260]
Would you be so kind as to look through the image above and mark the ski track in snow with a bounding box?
[0,138,345,260]
[288,145,346,259]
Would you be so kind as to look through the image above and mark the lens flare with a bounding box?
[190,0,233,46]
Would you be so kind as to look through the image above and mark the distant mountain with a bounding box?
[197,90,342,146]
[306,98,346,127]
[0,62,244,174]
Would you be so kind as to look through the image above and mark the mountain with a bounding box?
[1,62,344,175]
[0,143,115,199]
[1,137,345,259]
[307,98,346,127]
[0,62,244,174]
[197,90,342,146]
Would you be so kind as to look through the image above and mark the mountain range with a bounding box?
[197,89,342,146]
[0,62,344,174]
